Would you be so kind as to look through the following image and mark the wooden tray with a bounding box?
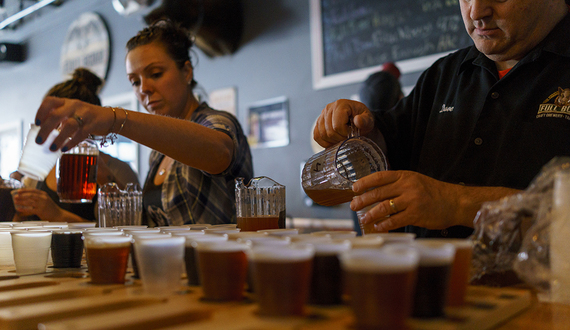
[0,267,531,330]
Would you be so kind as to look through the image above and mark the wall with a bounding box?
[0,0,425,221]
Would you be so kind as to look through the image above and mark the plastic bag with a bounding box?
[471,157,570,290]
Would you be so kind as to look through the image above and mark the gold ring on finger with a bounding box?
[389,199,398,214]
[72,115,84,128]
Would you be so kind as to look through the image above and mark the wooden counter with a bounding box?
[0,265,565,329]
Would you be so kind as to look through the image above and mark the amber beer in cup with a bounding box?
[84,235,131,284]
[57,140,98,203]
[408,240,456,318]
[196,241,250,301]
[340,247,419,330]
[247,244,315,316]
[309,240,351,305]
[417,238,474,307]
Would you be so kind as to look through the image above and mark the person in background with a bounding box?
[352,62,404,234]
[32,20,253,227]
[359,62,403,114]
[12,68,139,222]
[314,0,570,238]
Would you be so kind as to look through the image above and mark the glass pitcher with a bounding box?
[56,140,99,203]
[235,176,286,231]
[301,125,388,206]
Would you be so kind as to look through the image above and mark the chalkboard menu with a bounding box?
[310,0,473,89]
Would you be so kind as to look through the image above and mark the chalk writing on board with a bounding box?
[320,0,473,76]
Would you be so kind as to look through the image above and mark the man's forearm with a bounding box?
[454,185,521,228]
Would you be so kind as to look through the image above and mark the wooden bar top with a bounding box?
[0,265,565,329]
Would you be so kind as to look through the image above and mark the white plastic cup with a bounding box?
[134,236,186,295]
[11,230,52,275]
[17,124,62,181]
[0,230,17,267]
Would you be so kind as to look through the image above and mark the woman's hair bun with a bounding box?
[72,68,104,95]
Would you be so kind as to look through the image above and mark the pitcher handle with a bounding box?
[348,118,360,138]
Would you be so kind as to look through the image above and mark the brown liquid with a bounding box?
[446,247,473,306]
[345,269,417,329]
[184,246,199,286]
[197,250,248,301]
[303,188,355,206]
[0,188,16,222]
[250,259,313,316]
[86,246,130,284]
[310,255,343,305]
[57,154,97,202]
[237,216,280,232]
[51,233,84,268]
[413,264,452,318]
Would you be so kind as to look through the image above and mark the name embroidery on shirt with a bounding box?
[537,87,570,120]
[439,104,454,113]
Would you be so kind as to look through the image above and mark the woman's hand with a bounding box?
[313,99,375,148]
[34,97,117,152]
[11,188,62,220]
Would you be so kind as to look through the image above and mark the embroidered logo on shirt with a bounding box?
[439,104,454,113]
[537,87,570,120]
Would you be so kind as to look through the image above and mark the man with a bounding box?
[313,0,570,238]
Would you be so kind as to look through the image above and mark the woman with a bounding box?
[12,68,139,222]
[33,20,253,226]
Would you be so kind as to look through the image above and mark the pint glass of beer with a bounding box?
[56,140,99,203]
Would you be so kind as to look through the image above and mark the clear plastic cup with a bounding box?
[134,236,185,295]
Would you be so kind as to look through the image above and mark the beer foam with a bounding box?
[247,244,315,262]
[83,236,132,248]
[340,248,419,273]
[195,241,249,252]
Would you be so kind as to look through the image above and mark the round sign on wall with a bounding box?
[60,12,111,81]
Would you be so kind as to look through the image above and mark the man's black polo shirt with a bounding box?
[376,14,570,238]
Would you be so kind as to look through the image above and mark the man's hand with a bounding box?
[313,99,375,148]
[350,170,520,232]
